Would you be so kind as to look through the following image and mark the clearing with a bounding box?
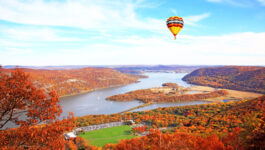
[189,85,262,102]
[78,125,136,147]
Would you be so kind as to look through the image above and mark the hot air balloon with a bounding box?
[167,16,184,40]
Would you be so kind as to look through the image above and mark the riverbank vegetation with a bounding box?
[183,66,265,94]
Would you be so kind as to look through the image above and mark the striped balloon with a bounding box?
[167,16,184,40]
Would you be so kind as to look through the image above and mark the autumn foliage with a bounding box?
[162,82,179,88]
[0,67,62,128]
[132,125,147,133]
[1,67,264,149]
[0,114,75,149]
[0,67,76,149]
[77,95,265,149]
[107,88,228,103]
[105,129,232,150]
[183,66,265,94]
[1,67,139,97]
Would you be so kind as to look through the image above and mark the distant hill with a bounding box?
[2,65,210,73]
[111,65,212,74]
[1,68,139,97]
[182,66,265,94]
[2,65,103,70]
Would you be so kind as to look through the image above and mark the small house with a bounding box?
[125,120,135,125]
[64,132,77,140]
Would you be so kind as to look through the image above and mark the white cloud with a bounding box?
[0,0,209,33]
[0,0,211,47]
[2,0,263,66]
[105,32,265,65]
[207,0,222,2]
[170,9,178,15]
[0,0,161,31]
[1,27,81,42]
[4,32,264,66]
[257,0,265,6]
[184,13,211,26]
[0,48,33,56]
[206,0,255,7]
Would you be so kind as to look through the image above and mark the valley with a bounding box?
[1,65,264,149]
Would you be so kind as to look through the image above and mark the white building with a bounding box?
[64,132,77,140]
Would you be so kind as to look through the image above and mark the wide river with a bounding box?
[59,73,208,118]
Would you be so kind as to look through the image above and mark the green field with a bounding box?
[79,125,136,147]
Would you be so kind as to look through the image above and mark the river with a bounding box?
[59,73,208,118]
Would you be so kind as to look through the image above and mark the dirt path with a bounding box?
[118,102,154,114]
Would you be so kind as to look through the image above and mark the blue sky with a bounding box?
[0,0,265,66]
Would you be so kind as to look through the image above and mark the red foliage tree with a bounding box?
[133,126,147,133]
[0,67,62,128]
[0,67,76,149]
[105,129,228,150]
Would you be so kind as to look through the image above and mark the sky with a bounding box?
[0,0,265,66]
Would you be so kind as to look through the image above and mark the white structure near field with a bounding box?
[64,132,77,140]
[65,121,125,139]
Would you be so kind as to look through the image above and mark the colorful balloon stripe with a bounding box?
[167,19,183,22]
[167,18,183,21]
[167,24,183,28]
[167,16,183,21]
[167,20,184,25]
[167,22,183,25]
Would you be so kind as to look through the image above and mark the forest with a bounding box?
[76,95,265,149]
[182,66,265,94]
[0,67,139,97]
[106,83,228,103]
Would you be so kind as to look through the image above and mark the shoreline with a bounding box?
[59,75,262,116]
[59,81,139,99]
[107,84,262,108]
[114,85,262,113]
[118,102,154,114]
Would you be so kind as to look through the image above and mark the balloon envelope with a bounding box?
[167,16,184,39]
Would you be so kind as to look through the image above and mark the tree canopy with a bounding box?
[0,67,76,149]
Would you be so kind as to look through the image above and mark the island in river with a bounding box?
[106,83,229,103]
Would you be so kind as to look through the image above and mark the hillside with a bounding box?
[76,95,265,149]
[182,66,265,94]
[2,68,139,97]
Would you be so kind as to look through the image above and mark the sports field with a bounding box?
[79,125,136,147]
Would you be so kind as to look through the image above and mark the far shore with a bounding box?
[59,81,139,99]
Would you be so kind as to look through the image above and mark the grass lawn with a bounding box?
[78,125,136,147]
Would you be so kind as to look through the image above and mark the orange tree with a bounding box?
[0,67,76,149]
